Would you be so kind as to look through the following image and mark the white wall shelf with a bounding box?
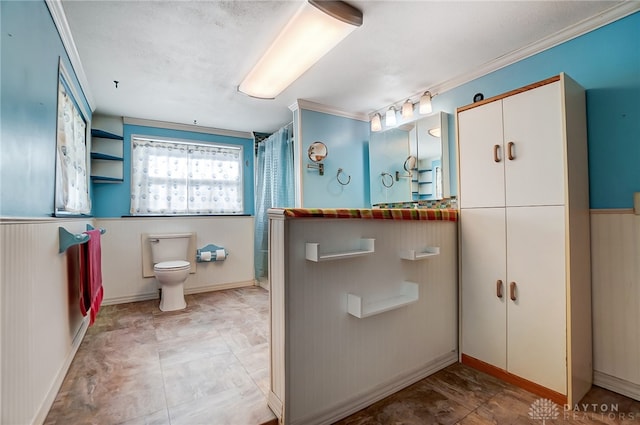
[399,247,440,260]
[347,281,419,318]
[305,238,375,262]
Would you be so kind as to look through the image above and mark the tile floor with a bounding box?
[45,287,276,425]
[45,286,640,425]
[335,363,640,425]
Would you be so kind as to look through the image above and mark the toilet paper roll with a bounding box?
[215,248,227,260]
[200,251,212,261]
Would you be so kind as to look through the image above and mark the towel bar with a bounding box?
[59,225,107,253]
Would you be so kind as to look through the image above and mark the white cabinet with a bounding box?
[458,74,592,405]
[459,81,565,209]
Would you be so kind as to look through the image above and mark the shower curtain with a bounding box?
[254,125,294,280]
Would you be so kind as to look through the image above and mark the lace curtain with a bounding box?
[254,126,294,279]
[55,80,90,214]
[130,138,243,215]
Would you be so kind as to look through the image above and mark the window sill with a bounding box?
[121,214,251,218]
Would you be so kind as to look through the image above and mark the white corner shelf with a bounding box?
[399,247,440,260]
[347,281,419,318]
[305,238,375,262]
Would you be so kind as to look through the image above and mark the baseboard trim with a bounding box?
[102,280,257,305]
[184,280,255,295]
[267,392,284,423]
[291,351,458,425]
[594,371,640,401]
[34,316,89,424]
[101,293,158,306]
[461,353,567,405]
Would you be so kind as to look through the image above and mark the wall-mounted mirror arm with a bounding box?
[307,141,327,176]
[307,162,325,176]
[337,168,351,185]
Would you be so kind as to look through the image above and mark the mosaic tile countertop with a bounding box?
[274,208,458,222]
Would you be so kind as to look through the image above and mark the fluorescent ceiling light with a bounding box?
[428,127,441,138]
[238,1,363,99]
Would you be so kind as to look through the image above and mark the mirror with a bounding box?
[308,141,328,162]
[368,112,449,205]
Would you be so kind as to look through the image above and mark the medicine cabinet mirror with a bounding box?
[368,112,449,205]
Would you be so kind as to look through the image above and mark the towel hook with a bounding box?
[337,168,351,186]
[381,172,394,188]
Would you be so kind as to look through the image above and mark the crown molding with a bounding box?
[45,0,95,111]
[429,2,640,97]
[123,117,253,140]
[292,99,369,122]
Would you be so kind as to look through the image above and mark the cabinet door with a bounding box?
[506,206,567,394]
[503,82,565,207]
[458,101,505,208]
[460,208,507,369]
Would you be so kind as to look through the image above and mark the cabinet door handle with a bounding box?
[507,142,515,160]
[493,144,501,163]
[509,281,517,301]
[496,280,503,298]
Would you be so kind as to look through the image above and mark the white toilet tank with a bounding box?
[149,233,193,264]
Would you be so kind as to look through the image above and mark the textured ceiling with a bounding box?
[61,0,626,134]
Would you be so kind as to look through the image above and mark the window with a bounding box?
[55,61,91,215]
[130,137,243,215]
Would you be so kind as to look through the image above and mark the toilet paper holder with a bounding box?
[196,244,228,262]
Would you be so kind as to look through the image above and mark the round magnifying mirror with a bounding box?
[404,155,417,172]
[308,141,328,162]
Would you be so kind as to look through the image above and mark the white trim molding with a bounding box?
[594,371,640,402]
[123,117,253,140]
[290,99,369,122]
[429,2,640,98]
[45,0,96,111]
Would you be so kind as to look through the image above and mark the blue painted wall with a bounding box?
[300,109,370,208]
[1,1,91,217]
[92,124,254,217]
[2,2,637,214]
[430,11,640,209]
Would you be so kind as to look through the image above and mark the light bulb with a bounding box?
[386,106,397,127]
[419,91,432,114]
[371,113,382,132]
[401,99,413,119]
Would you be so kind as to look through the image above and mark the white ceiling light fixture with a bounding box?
[371,113,382,132]
[386,106,397,127]
[401,99,414,119]
[419,91,433,114]
[238,0,363,99]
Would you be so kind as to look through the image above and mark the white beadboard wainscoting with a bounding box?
[591,209,640,400]
[1,218,91,425]
[268,212,458,425]
[95,215,255,304]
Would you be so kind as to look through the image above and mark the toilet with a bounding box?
[148,233,192,311]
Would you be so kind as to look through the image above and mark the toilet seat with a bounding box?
[154,260,190,271]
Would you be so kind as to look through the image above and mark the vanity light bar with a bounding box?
[370,91,436,132]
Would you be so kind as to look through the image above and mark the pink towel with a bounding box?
[80,229,103,325]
